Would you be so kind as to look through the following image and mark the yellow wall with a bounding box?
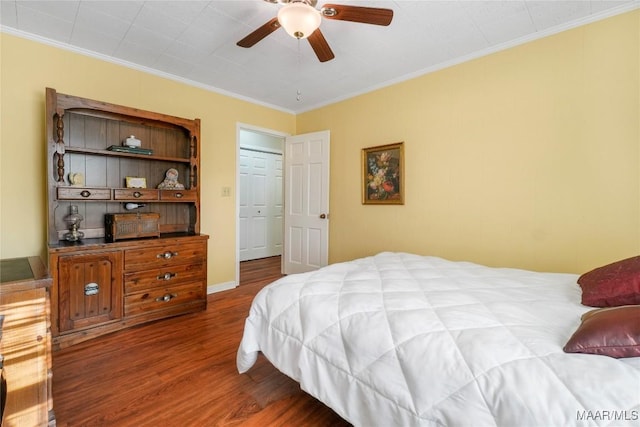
[0,33,296,284]
[1,10,638,281]
[298,10,640,273]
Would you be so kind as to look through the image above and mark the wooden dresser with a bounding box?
[48,235,208,349]
[0,256,55,426]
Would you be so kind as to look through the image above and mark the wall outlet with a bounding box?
[221,186,231,197]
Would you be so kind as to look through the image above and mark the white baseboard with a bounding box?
[207,281,238,294]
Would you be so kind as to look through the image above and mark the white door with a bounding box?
[239,149,283,261]
[284,130,330,274]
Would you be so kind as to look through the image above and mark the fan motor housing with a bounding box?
[266,0,318,6]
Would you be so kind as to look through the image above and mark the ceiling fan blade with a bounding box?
[321,4,393,26]
[307,29,335,62]
[237,17,281,48]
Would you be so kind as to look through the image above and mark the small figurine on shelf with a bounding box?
[68,172,84,186]
[157,168,185,190]
[64,205,84,242]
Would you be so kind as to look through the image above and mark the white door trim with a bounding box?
[236,123,289,287]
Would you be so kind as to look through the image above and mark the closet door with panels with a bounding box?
[239,148,283,261]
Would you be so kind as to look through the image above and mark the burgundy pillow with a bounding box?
[578,256,640,307]
[563,305,640,358]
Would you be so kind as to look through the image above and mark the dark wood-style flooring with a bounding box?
[52,256,352,426]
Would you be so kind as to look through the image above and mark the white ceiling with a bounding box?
[1,0,638,113]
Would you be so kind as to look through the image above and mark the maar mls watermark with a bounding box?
[577,410,639,422]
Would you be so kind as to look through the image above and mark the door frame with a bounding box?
[236,123,289,286]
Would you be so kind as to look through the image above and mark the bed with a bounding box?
[237,252,640,426]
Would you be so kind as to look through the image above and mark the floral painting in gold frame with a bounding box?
[362,142,404,205]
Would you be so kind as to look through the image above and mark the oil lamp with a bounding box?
[64,205,84,242]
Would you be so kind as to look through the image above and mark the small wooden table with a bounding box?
[0,256,55,426]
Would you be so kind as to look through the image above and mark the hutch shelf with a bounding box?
[45,88,208,350]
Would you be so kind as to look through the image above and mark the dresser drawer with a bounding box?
[124,262,205,294]
[124,282,205,317]
[124,241,206,271]
[113,189,159,201]
[57,187,111,200]
[159,189,197,201]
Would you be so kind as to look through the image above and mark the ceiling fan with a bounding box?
[237,0,393,62]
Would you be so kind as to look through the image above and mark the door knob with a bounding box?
[319,213,326,219]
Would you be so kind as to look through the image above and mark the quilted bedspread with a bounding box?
[237,252,640,426]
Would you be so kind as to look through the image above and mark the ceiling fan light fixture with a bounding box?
[277,2,321,39]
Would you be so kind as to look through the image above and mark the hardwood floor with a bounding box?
[238,256,284,288]
[52,256,351,426]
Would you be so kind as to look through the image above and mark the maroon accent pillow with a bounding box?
[578,256,640,307]
[563,305,640,358]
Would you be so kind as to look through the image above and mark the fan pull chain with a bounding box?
[296,38,302,102]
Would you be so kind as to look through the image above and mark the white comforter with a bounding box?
[237,252,640,426]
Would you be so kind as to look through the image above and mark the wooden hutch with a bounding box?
[45,88,208,350]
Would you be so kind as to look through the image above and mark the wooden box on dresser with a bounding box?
[45,88,208,350]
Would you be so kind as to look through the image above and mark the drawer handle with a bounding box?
[156,293,177,302]
[157,272,176,281]
[133,191,142,198]
[80,190,91,198]
[175,192,183,198]
[157,251,178,259]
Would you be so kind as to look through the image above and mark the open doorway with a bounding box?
[236,124,288,285]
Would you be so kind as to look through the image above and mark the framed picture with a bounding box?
[362,142,404,205]
[125,176,147,188]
